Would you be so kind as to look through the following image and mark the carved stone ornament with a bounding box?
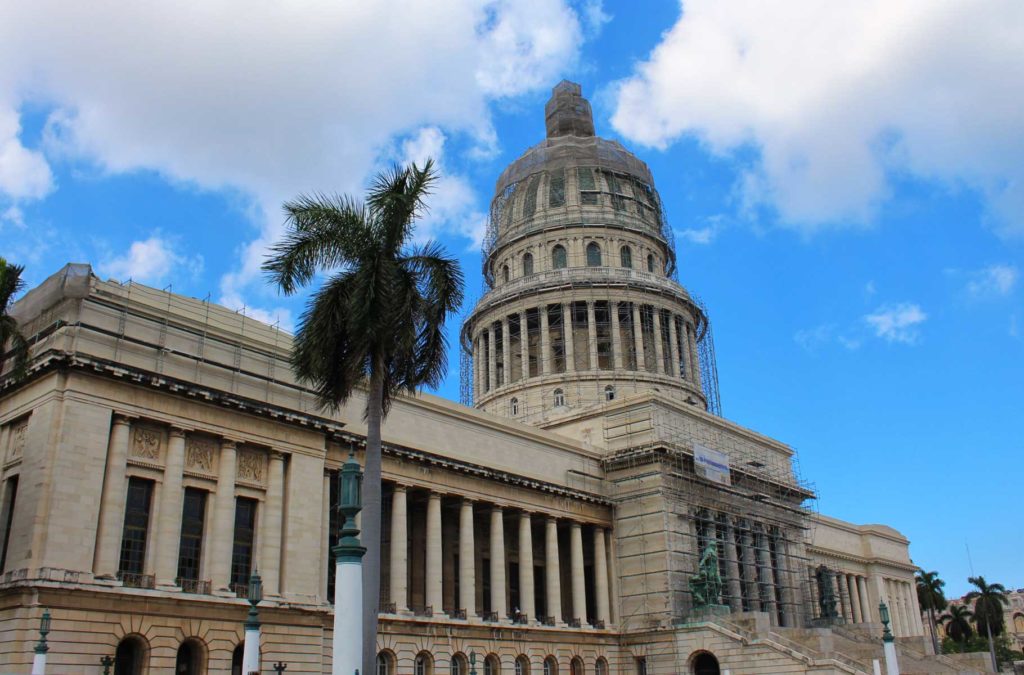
[131,426,162,461]
[8,420,27,459]
[236,448,265,484]
[185,435,216,473]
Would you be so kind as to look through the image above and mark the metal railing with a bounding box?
[232,583,249,598]
[482,611,499,622]
[117,571,155,589]
[176,577,211,594]
[513,612,529,625]
[450,609,467,620]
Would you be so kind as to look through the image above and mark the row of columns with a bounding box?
[882,576,924,637]
[809,567,923,637]
[93,415,287,596]
[473,301,701,397]
[387,485,614,628]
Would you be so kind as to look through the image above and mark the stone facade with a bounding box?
[0,83,967,675]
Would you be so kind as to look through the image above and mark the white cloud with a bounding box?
[677,227,715,245]
[611,0,1024,235]
[0,0,590,308]
[0,105,52,201]
[965,264,1018,298]
[99,234,203,285]
[794,323,860,352]
[864,303,927,345]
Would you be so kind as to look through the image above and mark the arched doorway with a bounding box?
[231,644,244,675]
[691,651,720,675]
[114,636,147,675]
[175,639,204,674]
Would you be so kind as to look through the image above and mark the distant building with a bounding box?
[933,589,1024,649]
[0,83,948,674]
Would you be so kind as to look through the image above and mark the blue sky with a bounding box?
[1,0,1021,598]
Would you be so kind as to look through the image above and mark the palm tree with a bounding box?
[0,259,29,381]
[263,160,463,675]
[940,604,974,652]
[916,569,947,655]
[966,575,1009,671]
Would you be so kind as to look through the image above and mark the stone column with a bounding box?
[459,499,476,616]
[758,530,777,618]
[593,527,610,626]
[688,323,703,390]
[848,574,862,623]
[501,317,511,387]
[94,415,133,578]
[426,492,443,613]
[520,310,530,380]
[738,524,758,609]
[545,517,562,623]
[487,326,497,391]
[587,302,598,370]
[540,305,551,375]
[668,315,680,378]
[610,302,623,370]
[570,522,587,625]
[321,472,330,601]
[563,303,575,372]
[210,440,238,592]
[607,529,620,625]
[261,451,286,596]
[632,304,645,370]
[858,576,872,623]
[518,512,536,622]
[724,521,743,611]
[472,337,480,398]
[390,485,409,612]
[652,308,665,374]
[680,322,693,381]
[490,506,507,619]
[155,426,187,587]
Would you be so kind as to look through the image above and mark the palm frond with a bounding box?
[367,160,437,252]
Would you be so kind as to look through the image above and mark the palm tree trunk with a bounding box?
[361,370,384,675]
[928,606,939,655]
[987,621,997,672]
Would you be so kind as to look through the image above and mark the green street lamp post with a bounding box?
[273,662,288,674]
[100,655,114,675]
[879,602,899,675]
[31,609,50,675]
[469,651,477,675]
[331,451,365,675]
[243,569,264,674]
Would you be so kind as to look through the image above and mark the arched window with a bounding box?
[553,388,565,407]
[690,651,720,675]
[570,657,584,675]
[115,635,147,675]
[552,245,567,269]
[523,252,534,276]
[646,254,655,273]
[595,659,608,675]
[1015,614,1024,633]
[510,397,519,416]
[452,653,469,675]
[515,656,530,675]
[586,242,602,267]
[484,654,501,675]
[543,657,558,675]
[378,651,396,675]
[416,652,434,675]
[620,246,633,268]
[503,265,510,283]
[604,385,616,402]
[175,639,203,675]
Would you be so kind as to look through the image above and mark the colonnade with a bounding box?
[807,566,923,637]
[378,482,615,628]
[473,300,701,398]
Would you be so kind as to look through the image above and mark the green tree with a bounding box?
[940,604,974,653]
[965,575,1009,671]
[263,160,463,674]
[916,569,947,655]
[0,259,29,381]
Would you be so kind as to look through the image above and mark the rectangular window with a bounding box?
[577,167,598,205]
[230,497,258,591]
[548,169,565,207]
[118,477,153,576]
[176,488,208,584]
[523,174,541,218]
[0,476,18,572]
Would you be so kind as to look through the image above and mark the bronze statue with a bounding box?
[689,542,723,608]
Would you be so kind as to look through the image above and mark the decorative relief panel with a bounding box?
[131,426,163,461]
[236,448,266,485]
[7,420,27,460]
[185,435,216,473]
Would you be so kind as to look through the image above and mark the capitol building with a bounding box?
[0,82,962,674]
